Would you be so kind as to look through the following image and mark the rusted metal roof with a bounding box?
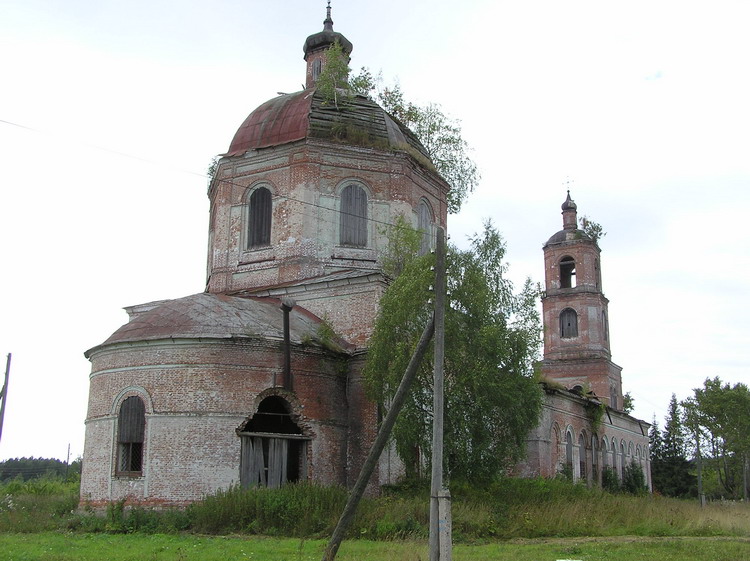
[225,90,431,164]
[86,293,351,356]
[227,91,314,155]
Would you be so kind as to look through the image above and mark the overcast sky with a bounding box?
[1,0,748,462]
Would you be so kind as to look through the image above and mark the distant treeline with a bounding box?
[0,457,82,482]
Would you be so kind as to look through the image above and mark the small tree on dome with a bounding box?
[579,215,606,243]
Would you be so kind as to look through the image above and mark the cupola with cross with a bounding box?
[539,193,624,410]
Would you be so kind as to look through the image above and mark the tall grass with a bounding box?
[0,476,79,533]
[189,483,348,536]
[1,476,749,540]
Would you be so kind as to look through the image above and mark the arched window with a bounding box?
[560,256,576,288]
[417,200,433,255]
[248,187,272,248]
[611,437,618,472]
[565,431,574,476]
[117,396,145,475]
[591,435,599,484]
[601,437,608,469]
[340,184,368,247]
[578,433,587,483]
[312,59,322,82]
[560,308,578,338]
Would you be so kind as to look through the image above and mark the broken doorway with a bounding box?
[238,395,309,488]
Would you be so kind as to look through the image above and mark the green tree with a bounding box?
[578,215,606,243]
[0,457,81,482]
[365,221,542,483]
[693,377,750,500]
[349,70,478,214]
[682,396,708,501]
[651,395,695,497]
[622,459,648,495]
[317,40,352,109]
[622,392,634,414]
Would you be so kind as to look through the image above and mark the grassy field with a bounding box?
[1,533,749,561]
[1,477,749,560]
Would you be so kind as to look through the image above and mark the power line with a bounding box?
[0,116,432,234]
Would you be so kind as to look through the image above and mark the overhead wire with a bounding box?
[0,116,432,235]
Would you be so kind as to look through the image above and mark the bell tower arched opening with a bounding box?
[560,256,576,288]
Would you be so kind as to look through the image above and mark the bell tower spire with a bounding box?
[539,193,624,410]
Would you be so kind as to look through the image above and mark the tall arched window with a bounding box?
[117,396,145,475]
[591,435,599,484]
[565,431,574,476]
[248,187,272,248]
[560,308,578,338]
[601,437,608,469]
[560,256,576,288]
[578,433,587,483]
[417,200,433,255]
[340,184,368,247]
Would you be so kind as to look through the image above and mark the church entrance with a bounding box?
[238,396,309,488]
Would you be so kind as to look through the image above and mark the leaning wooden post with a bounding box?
[429,227,450,561]
[321,315,435,561]
[0,353,11,445]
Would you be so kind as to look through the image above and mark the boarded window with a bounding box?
[340,184,367,247]
[248,187,272,248]
[417,200,433,255]
[117,396,145,475]
[312,59,322,82]
[560,256,576,288]
[560,308,578,338]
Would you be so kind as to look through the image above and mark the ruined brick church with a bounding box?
[80,7,649,507]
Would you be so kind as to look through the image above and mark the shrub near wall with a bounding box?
[188,484,349,536]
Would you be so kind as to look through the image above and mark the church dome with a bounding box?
[544,228,592,246]
[226,89,431,161]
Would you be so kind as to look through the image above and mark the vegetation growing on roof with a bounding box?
[313,43,478,214]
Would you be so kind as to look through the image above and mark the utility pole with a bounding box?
[0,353,11,445]
[322,317,435,561]
[429,227,451,561]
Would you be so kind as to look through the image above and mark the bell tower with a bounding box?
[539,193,624,410]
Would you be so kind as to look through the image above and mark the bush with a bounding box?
[188,483,348,536]
[602,467,620,493]
[622,460,648,496]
